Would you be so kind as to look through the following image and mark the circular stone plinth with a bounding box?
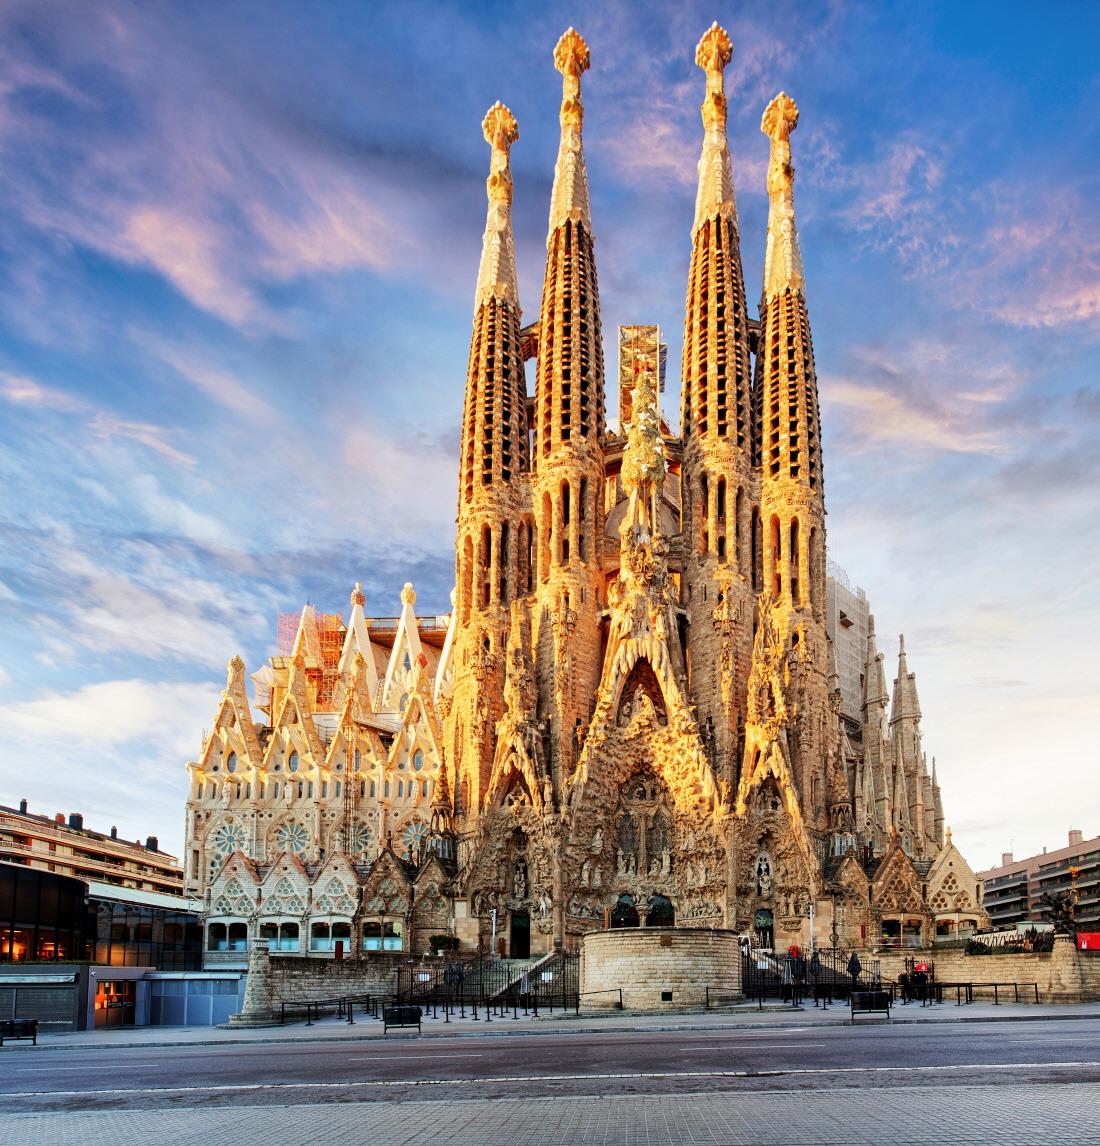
[579,927,741,1011]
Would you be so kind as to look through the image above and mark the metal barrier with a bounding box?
[394,952,581,1021]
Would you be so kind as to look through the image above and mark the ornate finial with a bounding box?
[482,101,519,206]
[351,582,365,608]
[401,582,416,607]
[899,633,906,654]
[554,27,590,78]
[227,655,245,684]
[762,90,799,143]
[945,825,952,845]
[696,22,732,131]
[554,28,590,131]
[760,92,805,300]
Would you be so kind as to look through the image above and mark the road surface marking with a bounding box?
[6,1060,1100,1098]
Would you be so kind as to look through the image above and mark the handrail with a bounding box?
[577,987,623,1009]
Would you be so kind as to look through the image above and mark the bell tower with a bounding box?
[450,102,530,814]
[678,24,756,791]
[531,29,607,791]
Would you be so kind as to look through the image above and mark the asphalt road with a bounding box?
[5,1017,1100,1113]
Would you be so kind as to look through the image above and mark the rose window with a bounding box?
[212,823,245,856]
[351,823,373,853]
[400,819,428,853]
[275,821,309,854]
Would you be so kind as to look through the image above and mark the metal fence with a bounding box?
[392,952,580,1019]
[740,946,882,1006]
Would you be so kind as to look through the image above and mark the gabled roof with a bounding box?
[380,583,424,712]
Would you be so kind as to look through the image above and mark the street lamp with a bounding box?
[829,894,841,950]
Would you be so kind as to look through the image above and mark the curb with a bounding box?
[9,1007,1100,1053]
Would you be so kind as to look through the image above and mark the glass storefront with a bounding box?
[0,865,86,963]
[0,864,202,970]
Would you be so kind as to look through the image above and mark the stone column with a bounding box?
[1048,933,1086,1002]
[227,939,281,1027]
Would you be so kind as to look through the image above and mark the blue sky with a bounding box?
[0,0,1096,867]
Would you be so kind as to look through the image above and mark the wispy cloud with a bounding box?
[1,372,195,465]
[821,341,1023,457]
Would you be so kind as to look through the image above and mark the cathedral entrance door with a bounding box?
[754,908,774,952]
[510,911,530,958]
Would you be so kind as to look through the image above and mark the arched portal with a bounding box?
[646,895,674,927]
[610,895,640,929]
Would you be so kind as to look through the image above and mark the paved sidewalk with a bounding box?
[13,998,1100,1053]
[9,1082,1100,1145]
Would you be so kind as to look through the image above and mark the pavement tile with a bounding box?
[8,1083,1100,1146]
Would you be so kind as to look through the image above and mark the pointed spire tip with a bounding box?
[482,101,519,150]
[761,91,799,140]
[696,22,732,72]
[554,28,590,76]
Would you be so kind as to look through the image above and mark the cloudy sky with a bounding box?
[0,0,1096,867]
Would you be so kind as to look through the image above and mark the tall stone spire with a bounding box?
[761,92,805,302]
[931,757,945,847]
[679,22,755,792]
[754,92,822,502]
[890,634,922,725]
[748,91,831,842]
[691,22,739,237]
[861,617,892,850]
[535,26,605,467]
[532,28,606,789]
[547,28,592,238]
[459,102,528,515]
[474,102,520,314]
[451,101,531,814]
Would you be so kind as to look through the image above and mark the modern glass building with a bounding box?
[0,862,202,969]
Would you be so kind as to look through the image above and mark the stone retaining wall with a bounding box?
[875,940,1099,1002]
[580,928,740,1011]
[269,954,411,1002]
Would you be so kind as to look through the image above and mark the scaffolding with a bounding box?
[276,607,345,710]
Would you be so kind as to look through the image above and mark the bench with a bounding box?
[0,1018,39,1046]
[850,990,892,1021]
[382,1005,422,1034]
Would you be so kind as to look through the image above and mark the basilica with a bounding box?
[185,25,986,967]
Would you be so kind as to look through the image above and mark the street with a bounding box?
[5,1015,1100,1143]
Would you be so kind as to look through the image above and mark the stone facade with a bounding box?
[182,24,987,968]
[580,928,740,1010]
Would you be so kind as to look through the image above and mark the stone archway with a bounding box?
[611,894,640,928]
[646,895,674,927]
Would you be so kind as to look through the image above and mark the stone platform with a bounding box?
[579,927,741,1011]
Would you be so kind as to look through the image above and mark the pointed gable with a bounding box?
[871,840,925,915]
[201,656,262,770]
[338,582,380,706]
[925,837,985,919]
[380,583,424,712]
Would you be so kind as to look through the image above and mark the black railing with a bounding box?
[393,952,580,1020]
[740,946,882,1008]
